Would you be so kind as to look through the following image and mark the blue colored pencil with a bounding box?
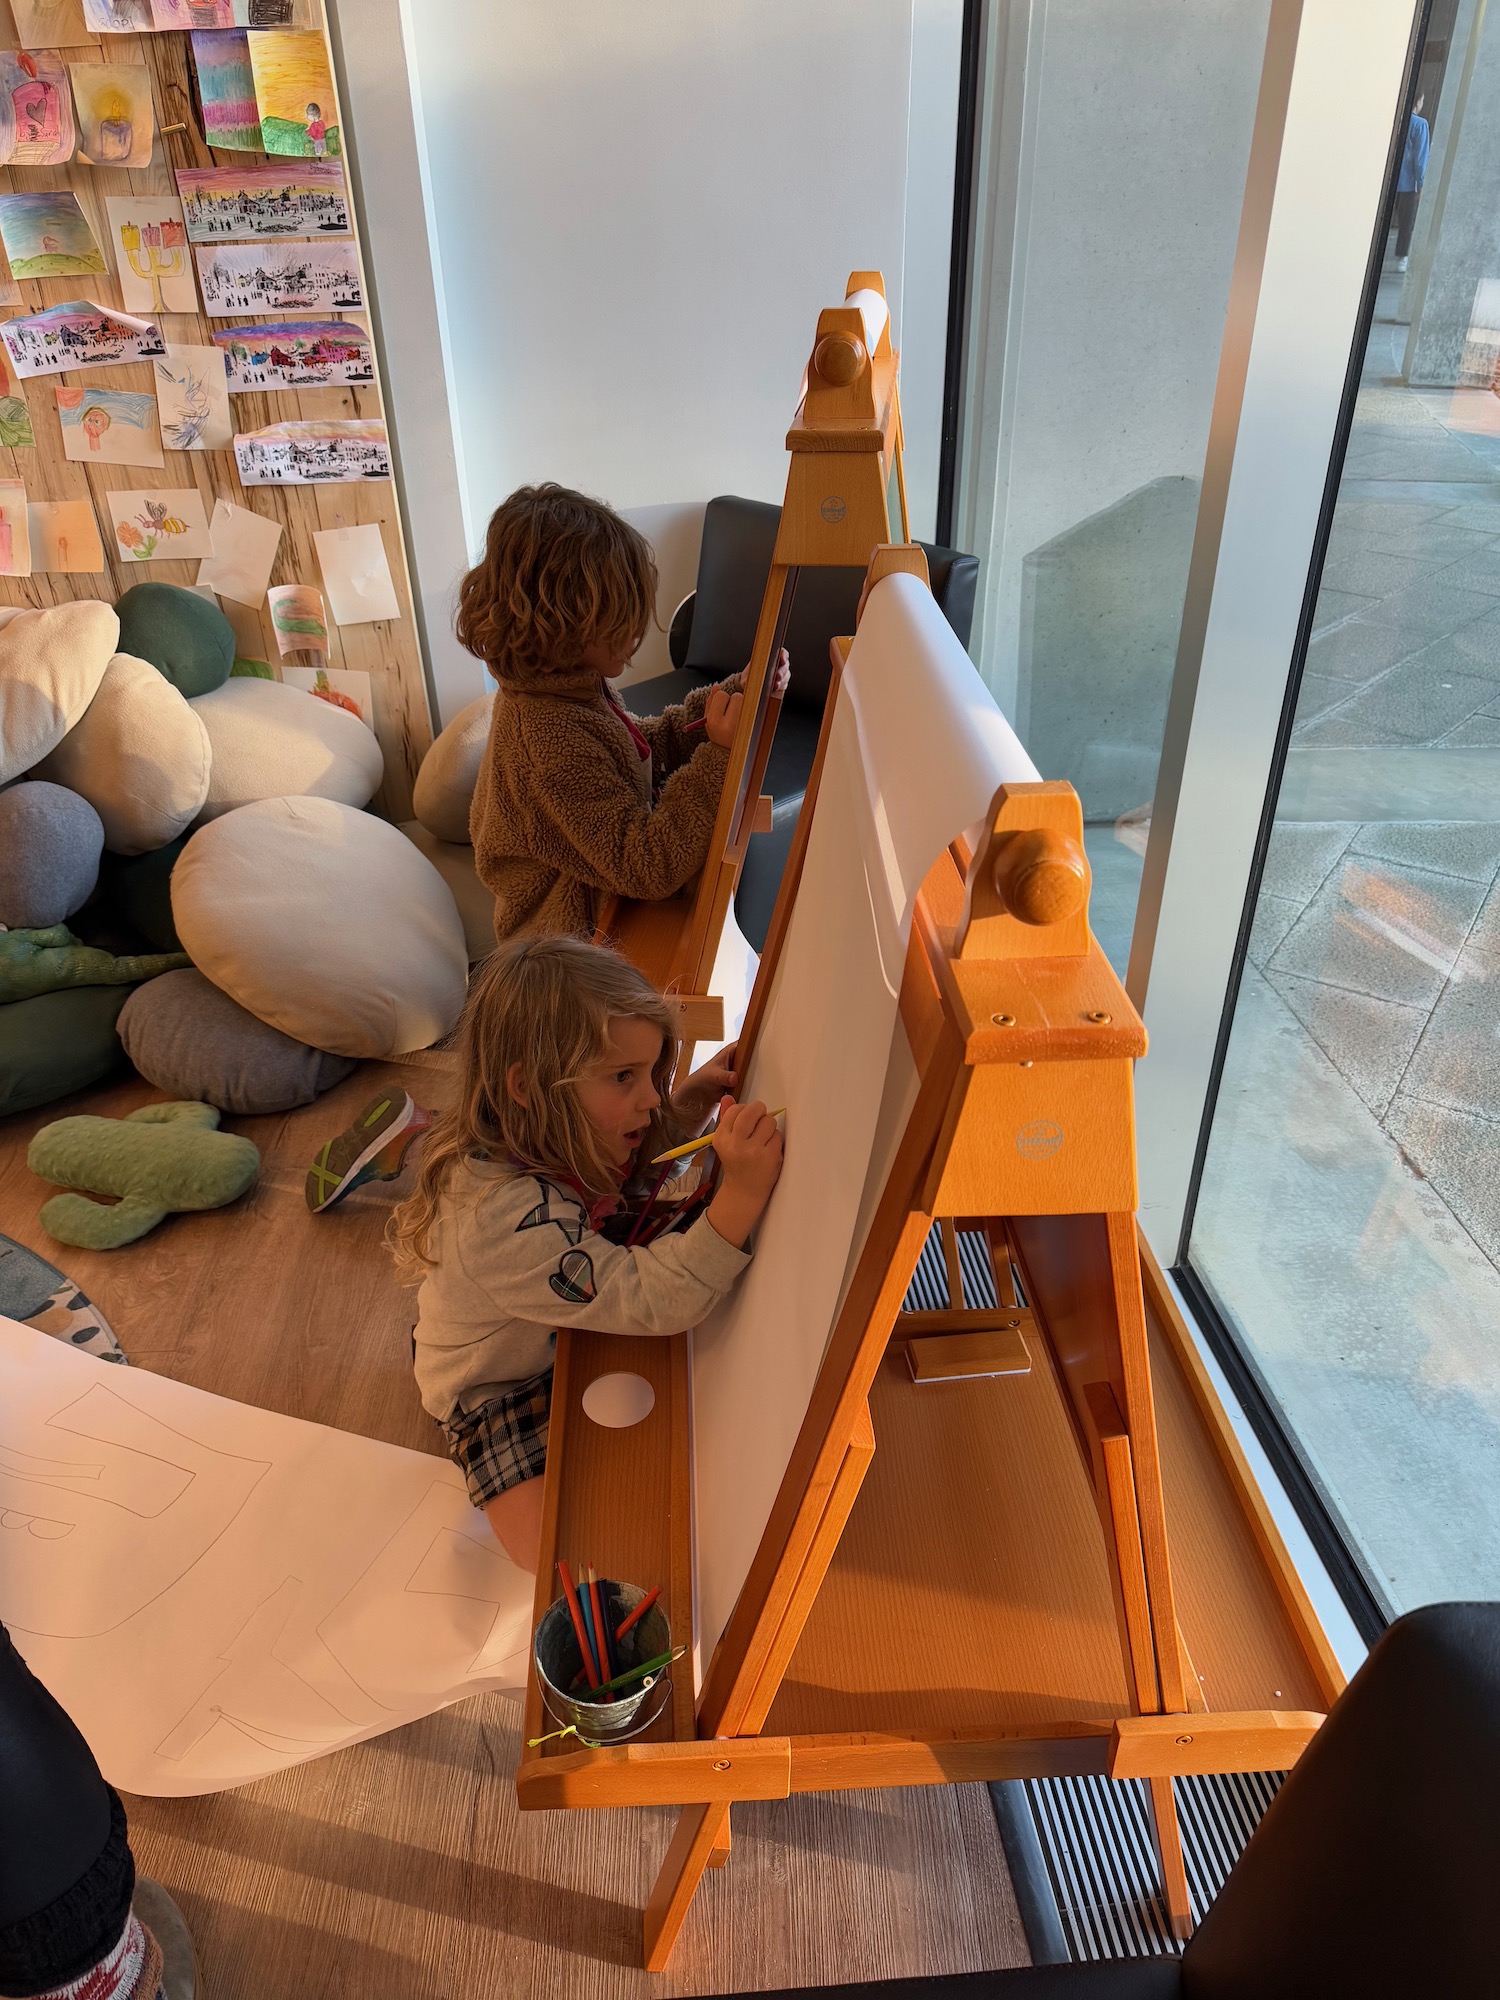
[578,1571,601,1683]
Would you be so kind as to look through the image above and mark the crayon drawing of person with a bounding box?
[305,102,326,157]
[80,406,111,453]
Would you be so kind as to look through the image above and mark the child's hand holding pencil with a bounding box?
[701,1098,784,1250]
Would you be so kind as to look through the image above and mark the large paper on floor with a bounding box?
[691,575,1040,1674]
[0,1317,531,1796]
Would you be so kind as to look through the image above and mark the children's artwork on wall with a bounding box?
[0,50,77,164]
[0,192,103,279]
[153,342,231,451]
[107,487,214,562]
[0,348,36,450]
[175,162,349,242]
[11,0,99,47]
[314,522,399,625]
[1,300,165,377]
[213,317,372,390]
[0,264,20,307]
[150,0,233,27]
[0,1320,531,1798]
[188,27,260,151]
[234,418,390,485]
[69,59,153,166]
[236,0,296,21]
[282,665,372,723]
[0,480,32,576]
[194,238,362,315]
[82,0,151,27]
[57,384,164,467]
[247,28,337,157]
[266,580,327,653]
[27,498,105,571]
[103,194,195,315]
[195,496,279,603]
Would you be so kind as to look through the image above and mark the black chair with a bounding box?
[622,494,980,950]
[712,1602,1500,1999]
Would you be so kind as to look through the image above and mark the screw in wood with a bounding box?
[1086,1011,1112,1024]
[712,1758,731,1771]
[991,1012,1015,1026]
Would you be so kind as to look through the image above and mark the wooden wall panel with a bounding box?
[0,5,433,819]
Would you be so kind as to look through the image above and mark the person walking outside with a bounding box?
[1393,93,1429,273]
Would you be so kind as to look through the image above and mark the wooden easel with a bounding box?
[601,271,910,1043]
[522,555,1335,1970]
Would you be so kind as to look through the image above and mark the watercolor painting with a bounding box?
[189,28,260,151]
[213,317,372,391]
[27,498,104,573]
[0,193,105,280]
[194,239,361,315]
[82,0,150,28]
[1,301,164,379]
[107,487,214,563]
[154,343,232,452]
[150,0,233,26]
[11,0,99,48]
[0,51,77,166]
[70,61,154,168]
[175,163,349,242]
[248,29,337,157]
[267,582,327,654]
[103,195,196,316]
[57,385,164,467]
[0,348,36,450]
[0,480,32,577]
[235,418,389,485]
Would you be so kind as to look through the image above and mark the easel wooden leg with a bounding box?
[643,1802,730,1971]
[706,1810,732,1868]
[1147,1775,1193,1942]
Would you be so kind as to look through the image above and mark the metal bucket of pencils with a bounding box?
[533,1577,673,1746]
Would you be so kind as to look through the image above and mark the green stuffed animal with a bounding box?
[0,926,189,1005]
[28,1101,260,1250]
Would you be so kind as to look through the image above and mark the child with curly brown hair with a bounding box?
[462,483,768,941]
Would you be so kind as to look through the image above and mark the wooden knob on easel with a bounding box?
[991,829,1089,926]
[813,332,866,386]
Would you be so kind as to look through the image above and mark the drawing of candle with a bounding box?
[121,214,188,317]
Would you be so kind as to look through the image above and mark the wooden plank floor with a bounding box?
[0,1063,1029,1996]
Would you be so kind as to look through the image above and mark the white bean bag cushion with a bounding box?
[190,676,383,822]
[412,690,492,843]
[34,653,211,855]
[0,601,120,784]
[400,820,496,962]
[173,797,468,1058]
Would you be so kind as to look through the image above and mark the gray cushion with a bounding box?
[117,968,358,1114]
[0,782,104,929]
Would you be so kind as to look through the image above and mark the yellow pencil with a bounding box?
[652,1109,785,1165]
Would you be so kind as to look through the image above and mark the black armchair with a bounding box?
[621,494,980,950]
[713,1602,1500,1999]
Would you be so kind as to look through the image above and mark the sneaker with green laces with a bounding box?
[305,1090,431,1214]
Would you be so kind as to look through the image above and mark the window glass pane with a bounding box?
[1190,8,1500,1612]
[957,2,1270,973]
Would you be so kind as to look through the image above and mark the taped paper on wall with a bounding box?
[195,497,280,604]
[27,498,104,573]
[154,342,232,452]
[0,479,32,577]
[104,195,195,316]
[0,1318,531,1796]
[57,385,163,467]
[313,521,398,624]
[689,576,1040,1673]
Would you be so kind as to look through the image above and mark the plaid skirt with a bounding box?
[441,1368,552,1508]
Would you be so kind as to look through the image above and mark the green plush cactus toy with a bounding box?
[28,1101,260,1250]
[0,925,189,1005]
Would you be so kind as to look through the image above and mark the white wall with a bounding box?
[385,0,937,697]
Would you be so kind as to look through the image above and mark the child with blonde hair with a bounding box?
[390,936,782,1571]
[461,482,783,940]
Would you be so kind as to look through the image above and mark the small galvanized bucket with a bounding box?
[533,1580,672,1746]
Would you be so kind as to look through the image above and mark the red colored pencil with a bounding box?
[615,1585,660,1641]
[556,1559,600,1688]
[587,1566,615,1681]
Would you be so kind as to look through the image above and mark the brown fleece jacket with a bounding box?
[470,667,741,941]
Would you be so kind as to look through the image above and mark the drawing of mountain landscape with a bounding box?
[195,239,363,315]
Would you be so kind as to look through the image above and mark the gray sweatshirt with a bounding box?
[411,1159,751,1421]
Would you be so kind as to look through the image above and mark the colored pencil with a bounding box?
[556,1558,600,1689]
[587,1645,686,1699]
[684,718,707,732]
[578,1572,601,1683]
[652,1108,785,1166]
[615,1585,660,1640]
[588,1566,615,1680]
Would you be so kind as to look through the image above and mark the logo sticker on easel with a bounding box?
[1015,1122,1064,1159]
[819,495,847,523]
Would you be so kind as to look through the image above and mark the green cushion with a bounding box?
[114,583,235,697]
[0,986,130,1117]
[98,836,187,952]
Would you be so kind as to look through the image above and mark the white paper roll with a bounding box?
[844,285,889,354]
